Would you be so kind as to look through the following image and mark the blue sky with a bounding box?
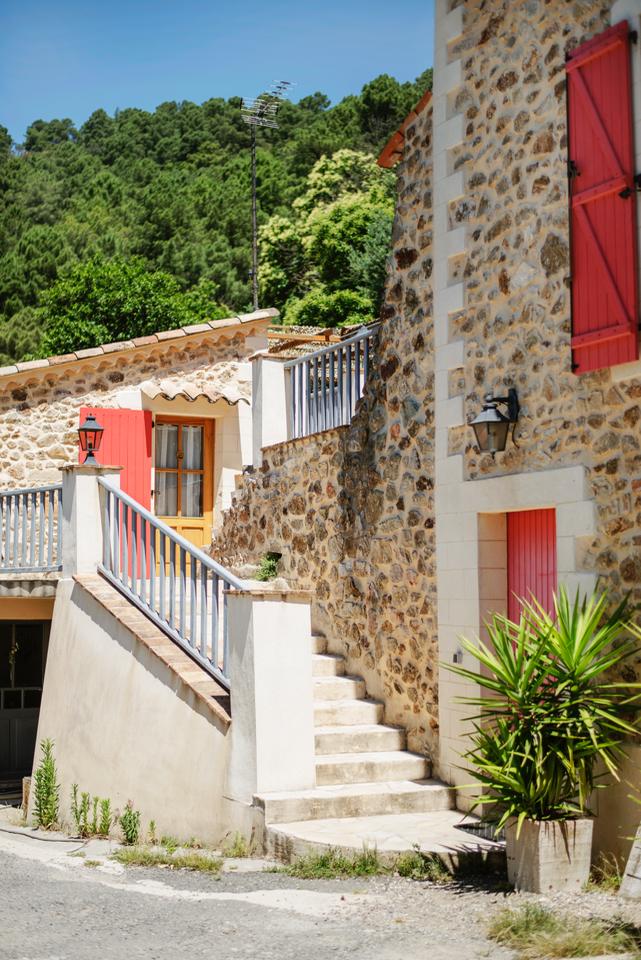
[1,0,435,143]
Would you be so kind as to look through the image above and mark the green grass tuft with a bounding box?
[395,847,452,883]
[587,852,624,893]
[283,846,386,879]
[84,859,101,868]
[488,903,640,960]
[222,832,250,858]
[112,847,223,873]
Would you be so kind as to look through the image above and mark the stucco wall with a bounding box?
[215,102,439,759]
[0,326,263,489]
[33,579,230,843]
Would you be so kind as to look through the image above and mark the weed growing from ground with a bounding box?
[119,802,141,845]
[33,739,60,830]
[112,848,222,873]
[587,852,623,893]
[147,820,157,845]
[160,835,179,854]
[283,846,385,879]
[84,860,101,868]
[98,799,112,837]
[222,832,250,858]
[395,847,452,884]
[488,903,640,959]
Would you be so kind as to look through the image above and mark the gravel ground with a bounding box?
[1,825,640,960]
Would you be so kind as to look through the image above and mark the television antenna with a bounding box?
[241,80,293,310]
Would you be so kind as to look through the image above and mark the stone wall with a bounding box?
[215,102,439,757]
[0,330,257,488]
[445,0,641,664]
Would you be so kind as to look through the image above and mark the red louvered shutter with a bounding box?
[507,509,557,621]
[79,407,152,509]
[566,21,639,373]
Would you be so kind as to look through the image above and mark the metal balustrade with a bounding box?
[284,324,379,440]
[0,484,63,573]
[98,479,246,689]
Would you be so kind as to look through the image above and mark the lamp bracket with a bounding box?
[489,387,519,423]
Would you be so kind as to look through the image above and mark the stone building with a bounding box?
[214,0,641,860]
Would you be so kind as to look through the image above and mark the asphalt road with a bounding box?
[0,831,511,960]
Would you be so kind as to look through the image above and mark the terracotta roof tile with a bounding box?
[378,89,433,168]
[0,308,279,382]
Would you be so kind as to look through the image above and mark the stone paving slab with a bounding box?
[269,809,503,854]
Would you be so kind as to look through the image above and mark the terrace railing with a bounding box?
[284,324,378,440]
[0,484,63,574]
[98,479,246,689]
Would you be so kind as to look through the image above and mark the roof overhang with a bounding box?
[139,380,249,406]
[377,89,433,169]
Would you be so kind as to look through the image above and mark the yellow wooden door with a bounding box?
[154,417,214,553]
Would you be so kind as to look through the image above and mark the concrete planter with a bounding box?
[505,818,593,892]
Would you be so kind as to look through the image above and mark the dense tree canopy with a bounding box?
[0,68,432,361]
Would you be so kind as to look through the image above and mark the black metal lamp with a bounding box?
[78,413,104,466]
[470,388,520,456]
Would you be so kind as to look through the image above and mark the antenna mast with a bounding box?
[241,80,292,311]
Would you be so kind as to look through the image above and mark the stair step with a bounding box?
[316,751,429,786]
[312,654,345,677]
[313,676,365,701]
[314,699,383,726]
[311,635,328,654]
[314,724,405,755]
[265,810,505,867]
[255,779,455,824]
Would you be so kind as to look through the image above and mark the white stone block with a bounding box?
[440,395,464,428]
[437,454,464,486]
[556,500,597,538]
[435,340,465,372]
[556,536,576,574]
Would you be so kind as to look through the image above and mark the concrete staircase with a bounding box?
[254,635,504,865]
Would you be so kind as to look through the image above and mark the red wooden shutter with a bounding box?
[79,408,152,509]
[566,21,639,373]
[507,509,557,621]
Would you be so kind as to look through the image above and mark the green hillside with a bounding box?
[0,70,431,362]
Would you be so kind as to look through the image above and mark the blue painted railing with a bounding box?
[0,484,63,574]
[98,479,246,689]
[284,324,378,440]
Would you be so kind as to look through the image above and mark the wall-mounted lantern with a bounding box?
[470,388,520,456]
[78,414,104,466]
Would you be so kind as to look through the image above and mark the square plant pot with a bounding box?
[505,818,593,893]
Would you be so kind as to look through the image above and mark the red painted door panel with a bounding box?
[507,509,557,621]
[566,21,639,373]
[79,407,152,509]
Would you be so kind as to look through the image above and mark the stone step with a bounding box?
[265,810,505,869]
[312,654,345,677]
[313,676,366,701]
[316,751,429,786]
[311,635,328,654]
[314,699,383,727]
[255,779,455,824]
[314,724,405,755]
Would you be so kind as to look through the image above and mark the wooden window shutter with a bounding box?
[566,21,639,373]
[79,407,153,509]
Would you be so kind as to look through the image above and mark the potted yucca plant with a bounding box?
[448,587,641,892]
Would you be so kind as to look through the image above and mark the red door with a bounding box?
[566,21,639,373]
[79,408,152,509]
[507,509,557,621]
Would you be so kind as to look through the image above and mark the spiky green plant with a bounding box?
[446,587,641,833]
[33,739,60,829]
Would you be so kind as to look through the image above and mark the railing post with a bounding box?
[251,355,292,467]
[61,465,122,577]
[224,587,315,802]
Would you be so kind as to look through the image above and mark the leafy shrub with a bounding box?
[33,739,60,829]
[119,802,141,845]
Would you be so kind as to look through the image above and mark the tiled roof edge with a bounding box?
[377,89,433,169]
[0,309,278,380]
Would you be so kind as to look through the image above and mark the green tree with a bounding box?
[38,257,225,356]
[285,288,374,328]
